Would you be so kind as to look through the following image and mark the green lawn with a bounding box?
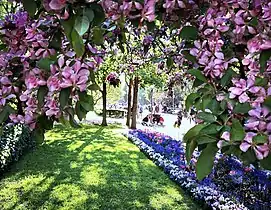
[0,125,200,210]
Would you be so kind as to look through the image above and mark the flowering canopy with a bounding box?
[0,0,270,179]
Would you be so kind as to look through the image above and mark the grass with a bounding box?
[0,125,200,210]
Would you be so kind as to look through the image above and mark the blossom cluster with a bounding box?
[0,11,102,130]
[127,129,271,209]
[183,1,271,162]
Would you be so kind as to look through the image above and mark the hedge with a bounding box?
[0,124,34,175]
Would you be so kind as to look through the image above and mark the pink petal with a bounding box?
[218,25,229,32]
[239,92,249,103]
[221,131,230,141]
[260,40,271,50]
[245,121,259,129]
[35,48,44,57]
[58,56,65,68]
[240,142,251,152]
[217,140,223,149]
[49,0,66,10]
[254,147,264,160]
[248,109,261,118]
[230,87,243,95]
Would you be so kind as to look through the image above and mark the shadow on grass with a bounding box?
[0,125,200,210]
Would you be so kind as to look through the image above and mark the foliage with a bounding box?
[128,129,271,209]
[0,124,33,175]
[0,125,197,209]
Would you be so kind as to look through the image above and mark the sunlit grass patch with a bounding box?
[0,124,199,210]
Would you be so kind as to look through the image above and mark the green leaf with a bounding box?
[71,29,85,57]
[183,124,206,143]
[60,88,71,109]
[22,0,37,17]
[193,78,204,88]
[180,26,198,40]
[37,115,54,130]
[61,17,75,41]
[231,119,245,142]
[91,4,105,26]
[207,99,220,115]
[260,155,271,170]
[187,69,207,82]
[185,93,200,111]
[197,112,217,123]
[75,102,87,121]
[197,136,217,145]
[186,139,197,163]
[49,31,62,50]
[92,27,104,45]
[181,50,197,62]
[263,96,271,110]
[37,58,55,71]
[200,124,223,135]
[37,86,48,108]
[253,134,268,144]
[249,17,258,27]
[0,107,8,124]
[196,143,218,180]
[32,127,45,145]
[166,57,174,69]
[255,77,268,86]
[221,68,236,87]
[88,84,100,91]
[233,102,251,114]
[69,114,81,128]
[202,95,212,110]
[75,15,90,36]
[80,101,93,112]
[241,149,257,165]
[84,8,95,23]
[259,50,271,73]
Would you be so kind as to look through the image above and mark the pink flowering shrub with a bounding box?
[0,0,270,179]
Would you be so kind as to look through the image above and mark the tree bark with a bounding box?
[131,76,139,129]
[126,78,133,127]
[101,82,107,126]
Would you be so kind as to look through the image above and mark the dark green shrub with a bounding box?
[0,124,34,175]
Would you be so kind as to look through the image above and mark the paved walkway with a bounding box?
[83,112,195,141]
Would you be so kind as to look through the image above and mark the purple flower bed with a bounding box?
[126,129,271,210]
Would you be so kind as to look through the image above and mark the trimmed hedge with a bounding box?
[0,124,34,175]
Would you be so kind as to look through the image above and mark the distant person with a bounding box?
[139,106,143,118]
[174,111,183,128]
[155,105,159,114]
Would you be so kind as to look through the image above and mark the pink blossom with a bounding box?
[60,61,90,91]
[45,99,61,117]
[245,107,271,132]
[229,76,258,103]
[240,132,266,160]
[47,75,61,92]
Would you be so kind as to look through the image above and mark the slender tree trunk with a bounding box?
[131,76,139,129]
[126,78,133,127]
[102,82,107,126]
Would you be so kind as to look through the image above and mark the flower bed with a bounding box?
[0,124,33,176]
[126,129,271,210]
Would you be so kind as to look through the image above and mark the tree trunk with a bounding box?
[126,78,133,127]
[101,82,107,126]
[131,76,139,129]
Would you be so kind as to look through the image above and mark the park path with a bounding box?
[83,111,195,141]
